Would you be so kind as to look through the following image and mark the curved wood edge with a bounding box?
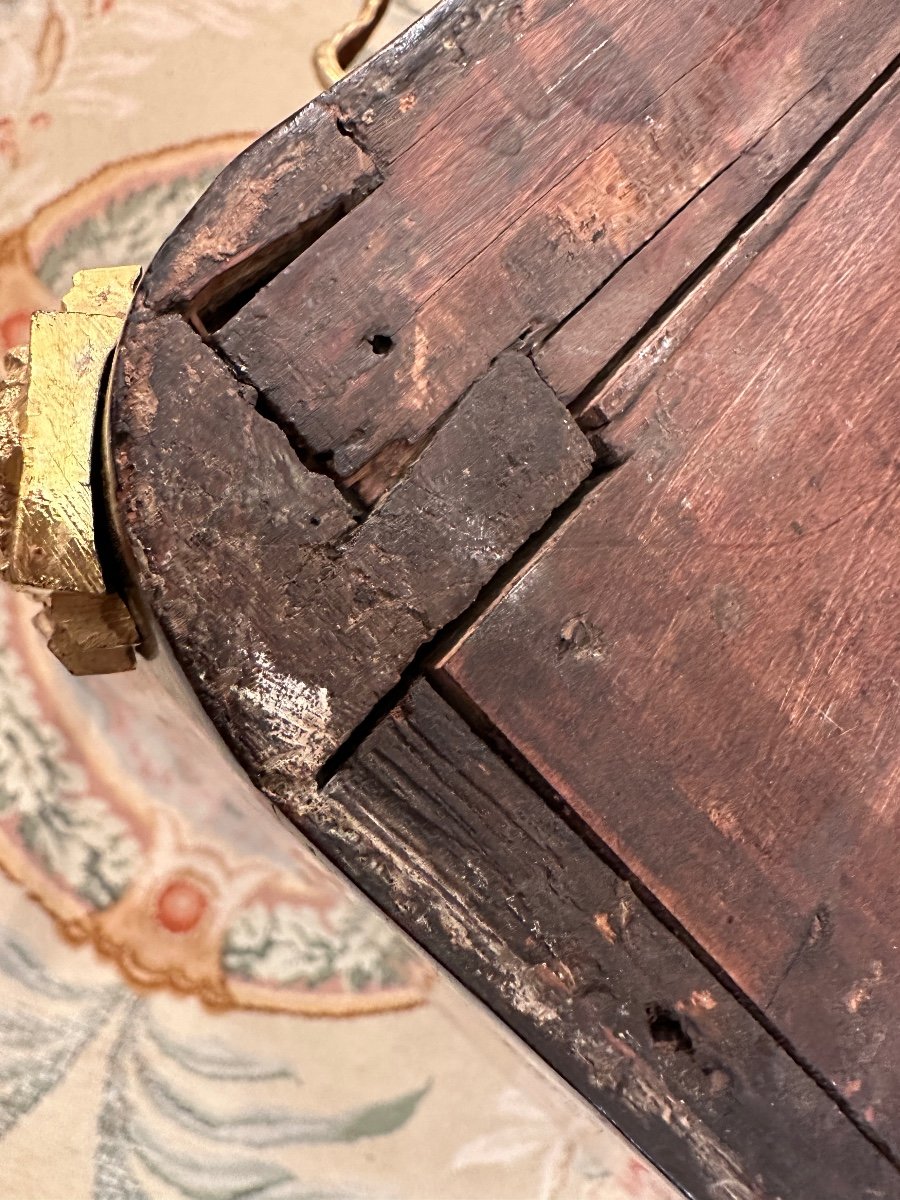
[108,0,900,1194]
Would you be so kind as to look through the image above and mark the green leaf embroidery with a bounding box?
[134,1054,430,1147]
[36,167,223,295]
[221,902,414,993]
[142,1009,295,1082]
[0,1004,114,1137]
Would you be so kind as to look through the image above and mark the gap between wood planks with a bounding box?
[553,48,900,424]
[186,154,381,338]
[168,13,900,816]
[147,42,900,1173]
[424,668,900,1176]
[178,43,900,544]
[316,61,900,1171]
[185,45,900,502]
[194,0,900,496]
[311,464,900,1174]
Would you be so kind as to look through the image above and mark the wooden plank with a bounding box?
[134,0,537,320]
[533,46,898,404]
[211,0,899,492]
[140,100,381,318]
[306,680,899,1200]
[438,80,900,1150]
[329,0,550,169]
[111,320,591,793]
[107,4,900,1190]
[567,73,899,442]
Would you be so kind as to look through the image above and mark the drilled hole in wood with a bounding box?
[647,1004,693,1053]
[368,333,394,355]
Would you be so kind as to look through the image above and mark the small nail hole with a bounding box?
[647,1005,693,1053]
[368,333,393,356]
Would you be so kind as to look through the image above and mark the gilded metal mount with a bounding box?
[0,265,141,675]
[314,0,391,87]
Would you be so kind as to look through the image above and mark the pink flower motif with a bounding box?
[156,877,211,933]
[0,117,20,166]
[1,311,32,355]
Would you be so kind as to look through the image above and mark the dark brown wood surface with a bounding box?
[314,680,898,1200]
[441,71,900,1149]
[108,0,900,1195]
[114,320,590,790]
[213,0,898,493]
[133,0,900,500]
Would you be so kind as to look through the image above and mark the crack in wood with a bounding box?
[555,50,900,436]
[424,666,900,1175]
[109,2,900,1192]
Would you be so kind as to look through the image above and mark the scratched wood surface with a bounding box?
[313,680,898,1200]
[108,0,900,1194]
[114,320,590,790]
[441,69,900,1152]
[132,0,900,499]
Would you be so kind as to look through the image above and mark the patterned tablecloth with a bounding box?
[0,3,678,1196]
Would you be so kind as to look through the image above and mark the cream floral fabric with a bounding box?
[0,2,679,1196]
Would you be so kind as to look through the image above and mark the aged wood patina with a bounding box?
[106,1,900,1195]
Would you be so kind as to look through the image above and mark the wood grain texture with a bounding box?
[311,680,899,1200]
[568,74,898,442]
[439,79,900,1150]
[112,319,591,791]
[533,36,898,405]
[139,101,381,319]
[211,0,899,489]
[107,0,900,1191]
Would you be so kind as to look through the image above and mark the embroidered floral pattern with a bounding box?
[0,625,140,907]
[36,169,222,294]
[223,902,415,992]
[0,929,428,1199]
[0,591,430,1013]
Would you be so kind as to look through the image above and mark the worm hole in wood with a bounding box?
[367,332,394,355]
[647,1004,694,1053]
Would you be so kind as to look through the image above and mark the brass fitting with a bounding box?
[0,265,141,675]
[314,0,391,87]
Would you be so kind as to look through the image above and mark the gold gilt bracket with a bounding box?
[0,266,141,675]
[314,0,391,87]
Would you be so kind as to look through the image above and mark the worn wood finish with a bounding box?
[313,680,900,1199]
[108,0,900,1194]
[308,680,900,1197]
[440,78,900,1150]
[533,42,897,406]
[567,76,896,443]
[214,0,899,490]
[126,0,900,499]
[112,319,591,790]
[139,101,381,319]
